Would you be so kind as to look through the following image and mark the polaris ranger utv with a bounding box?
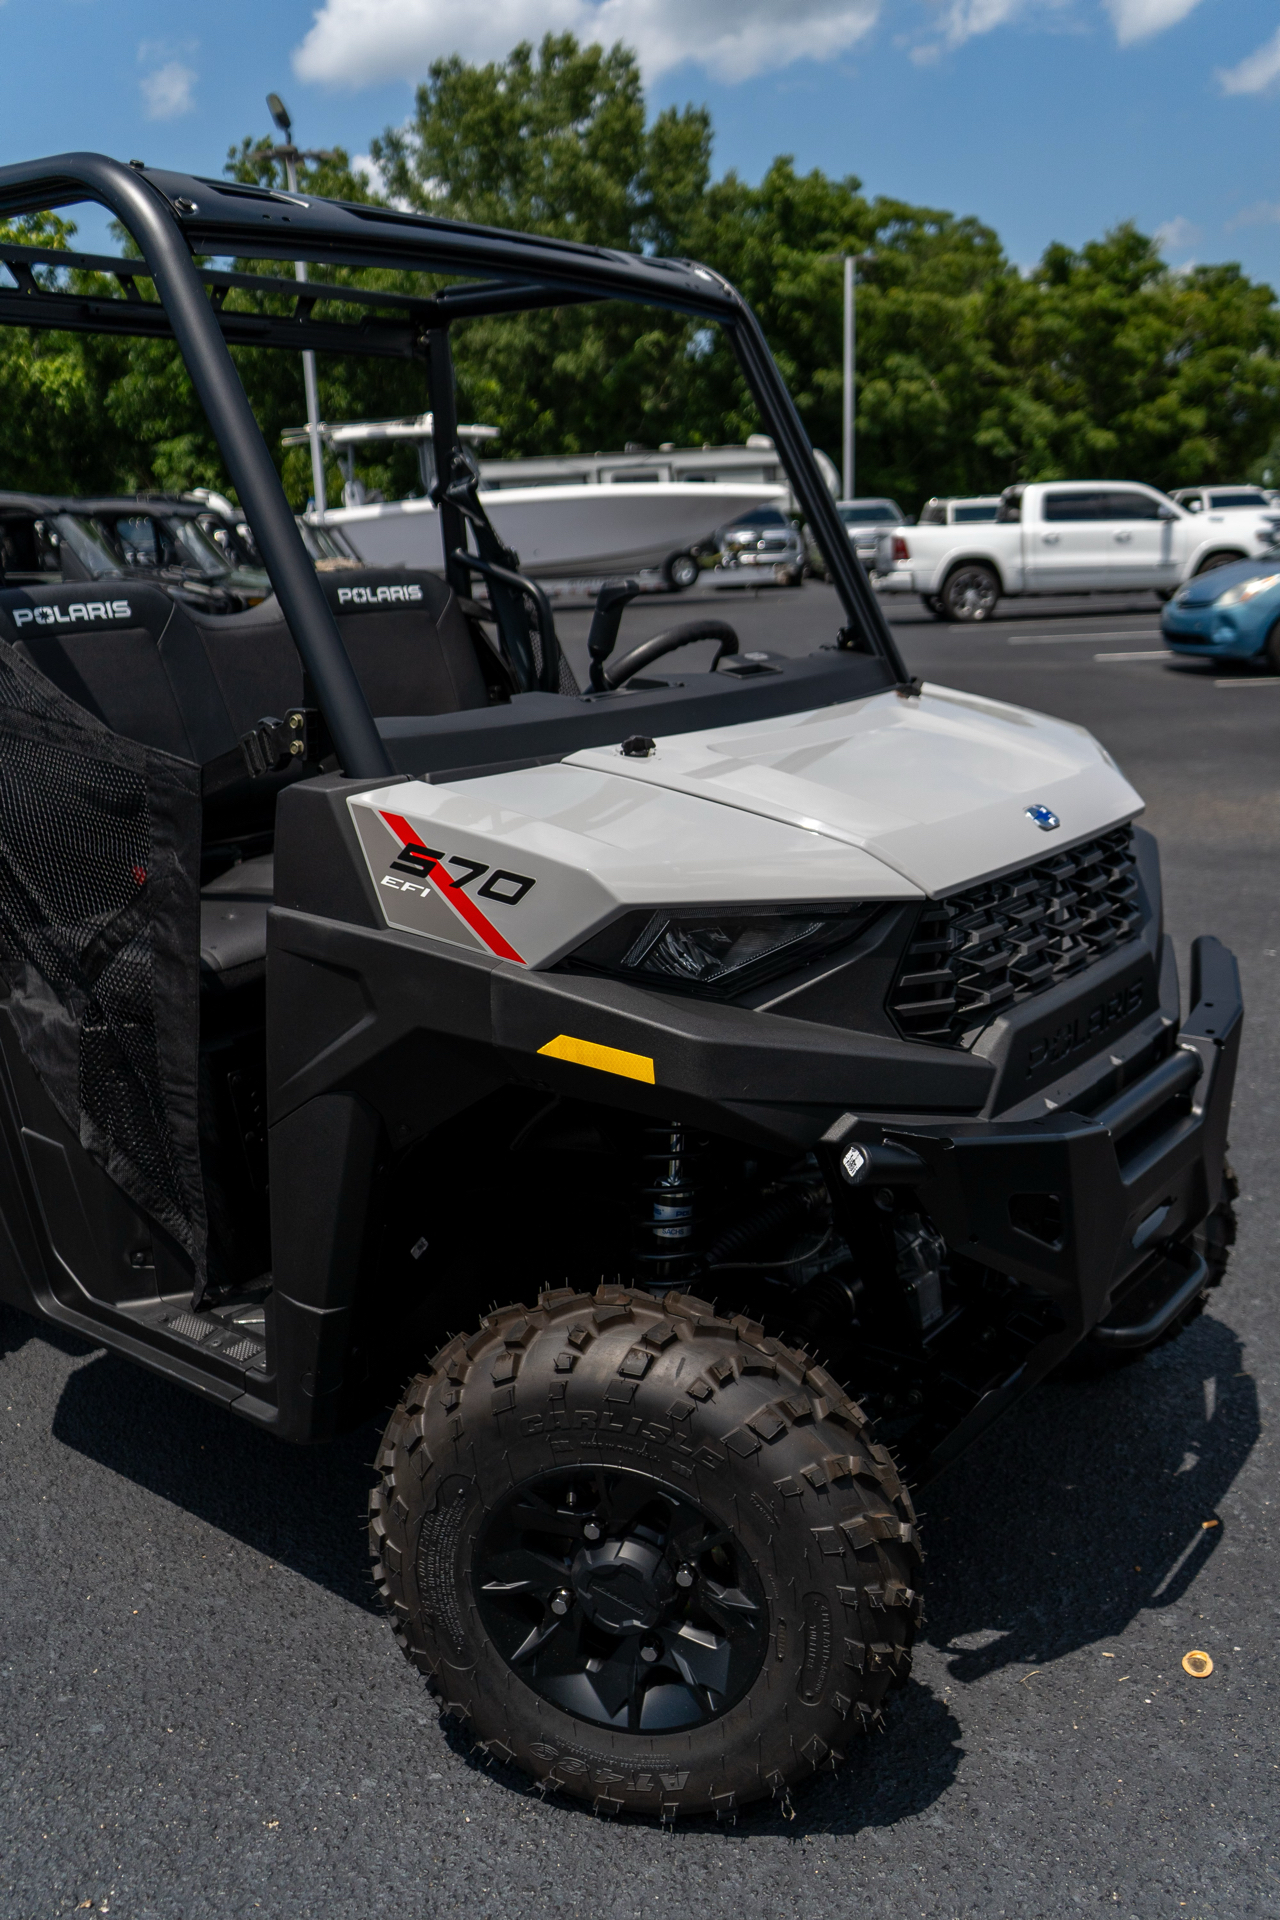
[0,155,1240,1820]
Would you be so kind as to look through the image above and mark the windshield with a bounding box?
[107,510,250,577]
[726,506,788,529]
[50,514,126,579]
[1207,491,1269,510]
[163,514,235,574]
[298,517,358,562]
[839,502,900,524]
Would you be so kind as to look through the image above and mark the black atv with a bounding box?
[0,156,1239,1819]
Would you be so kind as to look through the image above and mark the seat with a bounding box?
[0,579,240,763]
[318,568,490,716]
[187,567,492,735]
[0,570,493,988]
[0,582,279,996]
[200,853,274,989]
[183,595,303,736]
[0,581,310,849]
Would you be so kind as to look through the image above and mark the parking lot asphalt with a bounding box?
[2,585,1276,1919]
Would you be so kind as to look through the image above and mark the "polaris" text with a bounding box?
[337,584,423,607]
[1025,978,1145,1077]
[12,600,132,627]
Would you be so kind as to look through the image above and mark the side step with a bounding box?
[160,1295,270,1371]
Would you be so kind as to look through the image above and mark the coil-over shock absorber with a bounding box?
[632,1122,702,1291]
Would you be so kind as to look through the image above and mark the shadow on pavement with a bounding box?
[35,1300,1258,1836]
[732,1681,963,1838]
[437,1678,964,1839]
[0,1298,95,1363]
[922,1311,1259,1680]
[47,1336,382,1611]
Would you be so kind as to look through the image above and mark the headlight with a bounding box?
[559,903,877,999]
[1214,571,1280,606]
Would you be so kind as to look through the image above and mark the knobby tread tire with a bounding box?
[370,1285,922,1819]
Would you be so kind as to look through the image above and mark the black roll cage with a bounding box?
[0,152,908,775]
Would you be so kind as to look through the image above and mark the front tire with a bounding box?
[941,563,1000,622]
[662,550,700,592]
[371,1285,921,1819]
[1262,617,1280,673]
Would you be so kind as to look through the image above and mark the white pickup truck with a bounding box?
[875,479,1280,621]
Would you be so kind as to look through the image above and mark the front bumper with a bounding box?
[824,935,1241,1340]
[1160,604,1267,659]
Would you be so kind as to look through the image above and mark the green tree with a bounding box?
[370,35,725,459]
[89,142,426,505]
[684,159,1016,496]
[372,35,712,252]
[0,213,128,494]
[0,38,1275,513]
[976,227,1280,488]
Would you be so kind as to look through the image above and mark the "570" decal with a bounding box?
[389,839,535,905]
[377,809,535,963]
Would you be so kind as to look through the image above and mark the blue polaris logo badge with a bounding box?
[1026,804,1060,832]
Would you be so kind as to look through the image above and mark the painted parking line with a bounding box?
[1095,651,1169,661]
[1006,631,1162,646]
[1214,676,1280,688]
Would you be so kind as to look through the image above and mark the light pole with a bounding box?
[265,93,337,517]
[842,251,875,502]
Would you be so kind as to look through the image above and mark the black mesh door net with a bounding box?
[0,644,206,1280]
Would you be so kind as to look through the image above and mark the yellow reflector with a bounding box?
[537,1034,655,1083]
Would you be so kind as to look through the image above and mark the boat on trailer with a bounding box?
[292,416,796,588]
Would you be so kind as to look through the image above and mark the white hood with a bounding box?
[348,682,1142,971]
[565,681,1142,896]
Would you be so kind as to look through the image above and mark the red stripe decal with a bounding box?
[377,810,525,964]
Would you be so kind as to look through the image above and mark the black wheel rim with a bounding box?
[472,1466,769,1732]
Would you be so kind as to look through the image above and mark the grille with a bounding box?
[888,825,1142,1045]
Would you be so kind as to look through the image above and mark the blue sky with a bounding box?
[4,0,1279,287]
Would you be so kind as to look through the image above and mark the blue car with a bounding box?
[1161,557,1280,669]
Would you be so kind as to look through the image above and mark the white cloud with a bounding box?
[1104,0,1204,48]
[918,0,1200,58]
[351,151,386,192]
[1154,214,1200,253]
[290,0,1242,91]
[293,0,881,88]
[925,0,1069,52]
[139,56,196,120]
[1218,24,1280,96]
[1228,199,1280,230]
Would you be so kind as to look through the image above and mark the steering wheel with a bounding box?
[585,579,739,691]
[601,620,740,688]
